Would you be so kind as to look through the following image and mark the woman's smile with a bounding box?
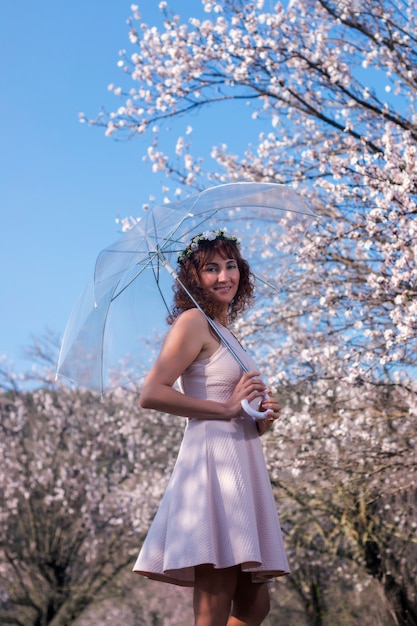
[199,253,240,305]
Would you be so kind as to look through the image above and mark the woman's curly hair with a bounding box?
[168,238,254,325]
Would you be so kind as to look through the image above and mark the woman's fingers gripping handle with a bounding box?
[241,397,273,419]
[237,371,272,420]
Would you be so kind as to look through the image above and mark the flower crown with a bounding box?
[177,230,240,266]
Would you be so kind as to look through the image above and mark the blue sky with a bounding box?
[0,1,213,378]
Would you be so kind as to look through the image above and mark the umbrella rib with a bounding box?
[161,211,219,255]
[110,253,159,302]
[151,259,172,316]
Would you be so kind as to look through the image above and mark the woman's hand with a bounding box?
[224,370,268,419]
[256,393,282,436]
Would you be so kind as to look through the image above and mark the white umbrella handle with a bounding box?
[241,396,273,420]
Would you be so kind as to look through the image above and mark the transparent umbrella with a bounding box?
[56,182,315,407]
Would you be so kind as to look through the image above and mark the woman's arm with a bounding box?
[140,309,267,420]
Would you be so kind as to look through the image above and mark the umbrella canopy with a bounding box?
[56,182,315,394]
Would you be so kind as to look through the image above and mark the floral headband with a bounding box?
[177,230,240,266]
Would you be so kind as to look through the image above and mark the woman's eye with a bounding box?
[203,263,237,272]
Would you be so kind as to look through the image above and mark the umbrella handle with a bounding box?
[241,396,273,420]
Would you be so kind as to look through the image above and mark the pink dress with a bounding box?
[133,322,290,586]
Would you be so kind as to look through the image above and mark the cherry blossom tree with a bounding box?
[0,380,184,625]
[263,379,417,625]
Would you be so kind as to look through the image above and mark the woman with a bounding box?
[133,230,289,626]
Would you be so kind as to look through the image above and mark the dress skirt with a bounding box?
[133,415,289,586]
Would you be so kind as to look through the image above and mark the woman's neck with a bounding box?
[214,313,229,327]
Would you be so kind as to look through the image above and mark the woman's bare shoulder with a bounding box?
[172,308,210,332]
[169,309,216,357]
[171,309,221,361]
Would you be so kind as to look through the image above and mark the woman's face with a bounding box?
[199,252,240,306]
